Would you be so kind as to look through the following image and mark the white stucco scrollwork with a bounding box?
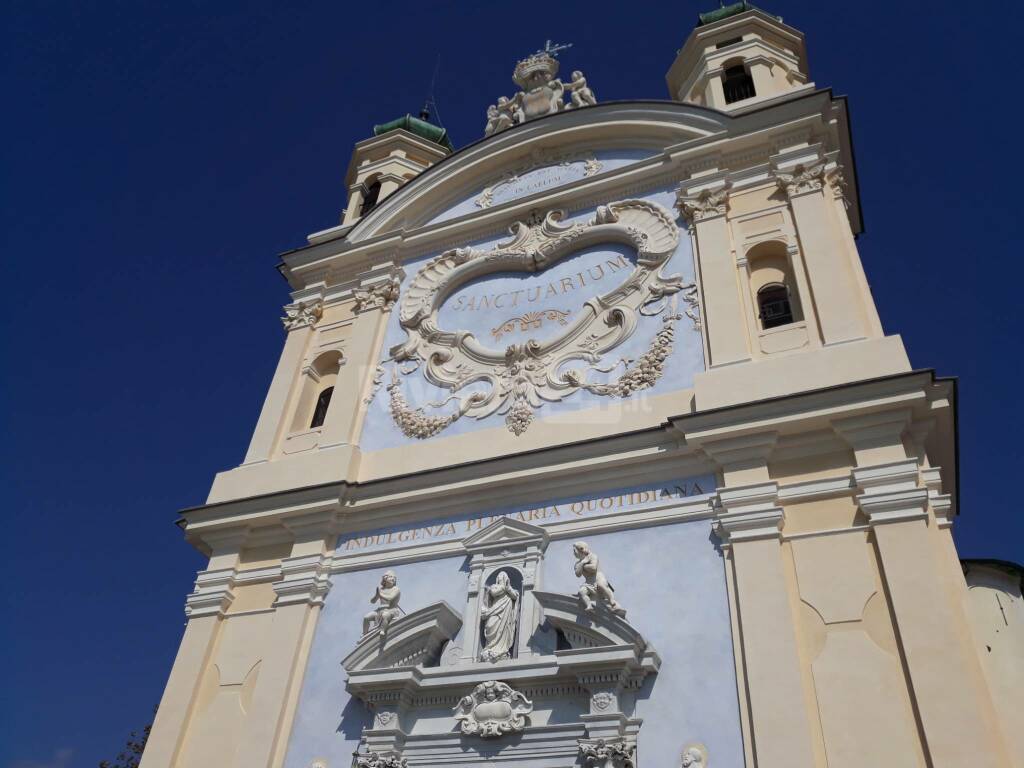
[385,199,697,438]
[675,185,730,225]
[354,751,407,768]
[773,161,844,199]
[281,300,323,330]
[578,738,636,768]
[453,680,533,737]
[353,276,401,313]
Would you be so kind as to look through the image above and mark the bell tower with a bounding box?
[339,111,452,227]
[666,2,812,110]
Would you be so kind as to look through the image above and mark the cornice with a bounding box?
[184,567,236,618]
[178,370,951,556]
[281,94,851,292]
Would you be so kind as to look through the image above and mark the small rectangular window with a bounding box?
[716,37,743,49]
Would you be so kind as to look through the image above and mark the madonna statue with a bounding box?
[479,570,519,662]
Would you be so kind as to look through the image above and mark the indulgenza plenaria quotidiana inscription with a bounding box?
[380,199,700,438]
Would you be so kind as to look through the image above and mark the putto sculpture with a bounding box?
[454,680,534,737]
[484,41,597,136]
[573,542,626,617]
[362,570,402,637]
[479,570,520,662]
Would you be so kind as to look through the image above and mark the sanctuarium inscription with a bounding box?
[373,199,701,439]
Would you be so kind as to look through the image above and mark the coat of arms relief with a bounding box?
[377,199,701,438]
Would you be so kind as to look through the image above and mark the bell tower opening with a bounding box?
[723,61,756,104]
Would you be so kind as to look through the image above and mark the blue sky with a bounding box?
[2,1,1021,766]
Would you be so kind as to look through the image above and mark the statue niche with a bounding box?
[479,568,522,662]
[342,519,660,768]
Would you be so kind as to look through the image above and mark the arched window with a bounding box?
[757,284,794,329]
[359,180,381,216]
[309,386,334,428]
[723,63,756,104]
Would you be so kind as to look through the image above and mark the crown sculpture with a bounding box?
[485,42,597,136]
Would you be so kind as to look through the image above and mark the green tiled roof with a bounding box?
[698,1,776,26]
[373,114,453,152]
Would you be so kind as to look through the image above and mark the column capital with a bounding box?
[769,144,841,200]
[280,299,323,331]
[714,481,784,543]
[353,270,404,314]
[577,736,635,768]
[184,567,236,619]
[273,553,332,607]
[852,460,928,526]
[921,466,954,528]
[675,179,732,227]
[698,431,778,468]
[832,409,911,454]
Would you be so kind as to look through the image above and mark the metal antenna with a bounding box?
[421,54,444,128]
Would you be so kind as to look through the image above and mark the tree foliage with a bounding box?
[99,719,151,768]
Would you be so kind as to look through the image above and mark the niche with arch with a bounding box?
[745,241,810,354]
[280,349,342,455]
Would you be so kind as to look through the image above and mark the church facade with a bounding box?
[139,5,1023,768]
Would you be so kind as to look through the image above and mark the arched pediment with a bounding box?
[532,590,658,661]
[345,102,730,240]
[342,601,462,672]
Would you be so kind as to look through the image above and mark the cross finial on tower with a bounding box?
[536,39,572,58]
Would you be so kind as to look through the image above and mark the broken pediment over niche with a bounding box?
[342,519,661,768]
[343,602,462,673]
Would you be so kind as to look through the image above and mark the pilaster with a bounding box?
[714,480,817,768]
[233,516,334,768]
[852,459,1010,768]
[141,534,246,768]
[676,179,751,367]
[243,302,322,465]
[318,268,402,452]
[772,146,867,346]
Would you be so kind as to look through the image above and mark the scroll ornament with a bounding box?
[354,752,407,768]
[773,161,845,199]
[281,300,323,330]
[353,276,401,313]
[382,199,701,438]
[676,185,730,225]
[454,680,534,737]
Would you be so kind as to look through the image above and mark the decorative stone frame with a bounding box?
[341,519,660,768]
[386,199,698,437]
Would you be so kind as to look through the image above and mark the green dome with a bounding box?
[373,114,453,152]
[697,1,777,26]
